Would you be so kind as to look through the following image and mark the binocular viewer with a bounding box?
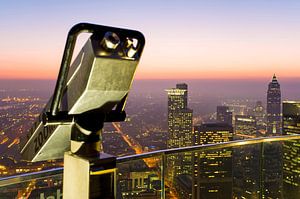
[20,23,145,162]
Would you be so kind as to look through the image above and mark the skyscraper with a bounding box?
[261,141,282,199]
[175,83,188,107]
[166,83,193,177]
[217,106,233,126]
[193,123,233,199]
[166,83,193,149]
[233,144,261,199]
[266,74,281,136]
[282,101,300,198]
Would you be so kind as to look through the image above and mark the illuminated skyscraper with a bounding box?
[233,115,262,199]
[267,74,281,136]
[166,83,193,148]
[261,141,282,199]
[166,83,193,177]
[282,101,300,198]
[217,106,232,126]
[175,83,188,107]
[192,123,233,199]
[233,144,261,199]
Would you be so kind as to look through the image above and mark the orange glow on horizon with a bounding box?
[0,66,57,80]
[1,65,300,80]
[1,43,300,80]
[134,67,300,80]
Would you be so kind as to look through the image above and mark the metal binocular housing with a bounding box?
[20,23,145,162]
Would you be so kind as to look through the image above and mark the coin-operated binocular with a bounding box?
[20,23,145,198]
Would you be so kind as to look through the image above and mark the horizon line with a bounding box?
[1,77,300,81]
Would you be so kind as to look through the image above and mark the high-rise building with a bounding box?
[166,83,193,178]
[192,123,233,199]
[166,83,193,148]
[234,115,257,138]
[261,142,282,199]
[217,106,233,126]
[233,144,261,199]
[175,83,188,107]
[282,101,300,198]
[267,74,281,136]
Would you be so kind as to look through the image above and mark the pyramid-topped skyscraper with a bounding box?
[266,74,281,135]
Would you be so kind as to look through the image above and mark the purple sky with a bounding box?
[1,1,300,79]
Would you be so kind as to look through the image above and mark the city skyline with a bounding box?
[1,1,300,196]
[1,1,300,79]
[0,74,299,197]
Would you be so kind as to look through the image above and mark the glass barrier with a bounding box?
[117,156,163,199]
[0,168,63,199]
[0,135,299,199]
[162,137,300,199]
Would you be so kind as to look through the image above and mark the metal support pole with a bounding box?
[63,152,116,199]
[63,127,116,199]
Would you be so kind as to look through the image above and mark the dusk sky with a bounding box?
[1,1,300,79]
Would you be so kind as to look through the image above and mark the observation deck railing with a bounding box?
[0,134,299,199]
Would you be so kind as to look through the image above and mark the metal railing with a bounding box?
[0,134,299,198]
[0,167,63,187]
[117,134,300,162]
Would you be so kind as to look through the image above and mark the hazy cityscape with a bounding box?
[0,76,299,198]
[1,0,300,198]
